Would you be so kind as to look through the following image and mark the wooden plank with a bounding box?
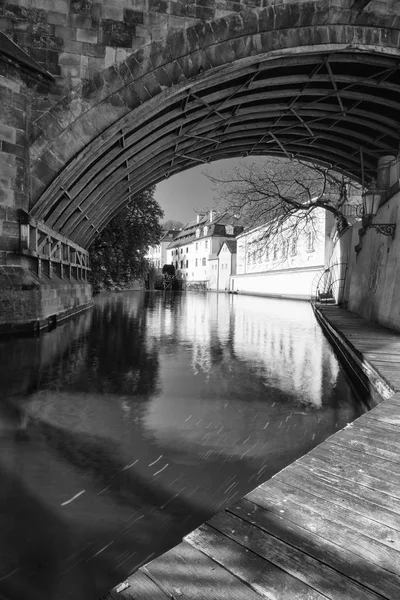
[185,523,327,600]
[264,477,400,553]
[203,511,384,600]
[328,430,400,463]
[229,498,400,600]
[246,481,400,574]
[362,406,400,426]
[337,421,400,451]
[121,571,170,599]
[143,541,263,600]
[278,462,400,531]
[358,414,400,435]
[363,353,400,361]
[298,455,400,510]
[316,439,400,477]
[304,444,400,498]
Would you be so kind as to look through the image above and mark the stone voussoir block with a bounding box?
[0,123,17,144]
[76,27,99,44]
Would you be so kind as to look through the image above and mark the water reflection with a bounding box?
[0,291,365,600]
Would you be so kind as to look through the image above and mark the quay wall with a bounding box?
[0,266,92,335]
[230,265,323,301]
[345,185,400,332]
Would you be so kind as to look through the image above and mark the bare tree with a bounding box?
[205,157,360,245]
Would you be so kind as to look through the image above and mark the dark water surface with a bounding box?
[0,291,366,600]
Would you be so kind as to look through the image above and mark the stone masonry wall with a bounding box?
[0,264,92,333]
[347,188,400,332]
[0,58,30,262]
[0,0,255,125]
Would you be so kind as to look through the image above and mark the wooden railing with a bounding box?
[19,210,90,281]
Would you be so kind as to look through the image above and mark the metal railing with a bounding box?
[310,262,348,305]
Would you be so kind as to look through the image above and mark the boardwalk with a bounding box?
[107,306,400,600]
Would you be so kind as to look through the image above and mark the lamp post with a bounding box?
[355,181,396,253]
[361,181,396,239]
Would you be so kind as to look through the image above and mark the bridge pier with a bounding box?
[0,211,92,336]
[0,33,92,336]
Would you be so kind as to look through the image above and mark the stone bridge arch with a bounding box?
[2,0,400,332]
[17,0,400,247]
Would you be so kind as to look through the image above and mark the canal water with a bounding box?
[0,291,367,600]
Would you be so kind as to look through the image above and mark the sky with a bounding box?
[154,156,267,225]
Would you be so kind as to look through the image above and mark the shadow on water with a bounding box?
[0,291,367,599]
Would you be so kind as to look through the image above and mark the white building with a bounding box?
[146,230,179,269]
[209,241,237,291]
[230,208,334,300]
[166,211,243,284]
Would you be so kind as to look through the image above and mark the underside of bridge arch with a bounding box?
[24,1,400,249]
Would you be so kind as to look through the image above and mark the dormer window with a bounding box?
[226,225,234,235]
[196,228,200,238]
[203,226,208,236]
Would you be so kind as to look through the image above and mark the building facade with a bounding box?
[209,241,237,291]
[166,211,243,284]
[230,209,334,300]
[146,230,180,269]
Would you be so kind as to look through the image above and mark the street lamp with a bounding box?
[361,181,396,239]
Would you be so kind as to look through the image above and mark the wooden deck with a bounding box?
[107,306,400,600]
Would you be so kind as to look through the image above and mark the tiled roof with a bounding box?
[166,212,243,248]
[161,229,180,241]
[219,240,237,254]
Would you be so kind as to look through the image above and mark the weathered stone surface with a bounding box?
[0,266,93,335]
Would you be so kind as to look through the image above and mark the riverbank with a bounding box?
[106,304,400,600]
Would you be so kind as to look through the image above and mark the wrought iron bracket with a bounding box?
[355,218,396,253]
[369,223,396,239]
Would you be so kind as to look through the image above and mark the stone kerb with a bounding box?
[29,0,400,217]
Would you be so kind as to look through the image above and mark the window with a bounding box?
[265,246,269,261]
[186,247,189,253]
[203,226,208,235]
[291,237,297,256]
[306,232,315,252]
[196,228,200,238]
[195,243,198,251]
[205,240,208,249]
[282,240,288,259]
[180,248,183,254]
[180,260,184,269]
[185,260,189,268]
[195,259,198,267]
[226,225,234,235]
[202,258,206,266]
[273,245,278,260]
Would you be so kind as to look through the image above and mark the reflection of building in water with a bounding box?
[232,296,339,408]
